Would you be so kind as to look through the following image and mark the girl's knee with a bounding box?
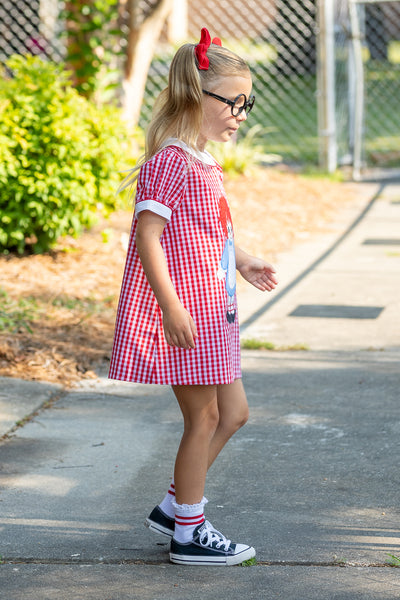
[217,380,249,433]
[230,406,249,432]
[238,404,249,428]
[217,405,248,437]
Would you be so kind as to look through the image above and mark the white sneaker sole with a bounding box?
[145,518,174,538]
[170,546,256,566]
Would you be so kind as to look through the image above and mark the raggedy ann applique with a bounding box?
[217,196,236,323]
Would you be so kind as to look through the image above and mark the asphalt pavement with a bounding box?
[0,178,399,599]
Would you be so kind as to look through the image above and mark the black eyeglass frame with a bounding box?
[202,89,255,117]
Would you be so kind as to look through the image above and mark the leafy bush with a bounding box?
[0,55,131,253]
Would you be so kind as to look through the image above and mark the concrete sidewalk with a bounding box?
[0,180,399,599]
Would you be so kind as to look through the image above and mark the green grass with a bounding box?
[248,71,318,164]
[241,339,276,351]
[0,288,39,333]
[240,557,257,567]
[386,553,400,567]
[0,288,115,336]
[241,338,309,352]
[365,65,400,164]
[300,167,346,181]
[50,295,113,313]
[388,41,400,64]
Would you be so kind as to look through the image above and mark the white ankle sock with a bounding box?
[158,480,176,519]
[173,497,207,543]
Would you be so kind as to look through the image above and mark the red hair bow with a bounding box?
[195,28,222,70]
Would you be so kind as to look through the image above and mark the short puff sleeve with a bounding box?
[134,147,187,221]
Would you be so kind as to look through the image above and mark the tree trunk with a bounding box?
[122,0,173,129]
[64,0,92,92]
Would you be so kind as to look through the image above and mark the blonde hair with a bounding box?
[120,40,250,192]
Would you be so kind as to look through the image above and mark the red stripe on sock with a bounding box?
[175,515,205,526]
[168,489,175,496]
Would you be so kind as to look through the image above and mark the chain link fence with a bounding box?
[335,0,400,172]
[1,0,400,169]
[0,0,64,62]
[144,0,319,164]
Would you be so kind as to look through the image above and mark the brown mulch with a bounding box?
[0,168,361,387]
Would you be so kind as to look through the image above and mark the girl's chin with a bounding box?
[221,131,237,142]
[206,131,237,144]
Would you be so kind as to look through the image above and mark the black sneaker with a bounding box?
[145,505,175,538]
[170,520,256,566]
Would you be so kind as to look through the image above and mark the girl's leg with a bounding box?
[171,379,249,503]
[169,381,255,565]
[149,379,256,565]
[207,378,249,469]
[146,379,249,537]
[172,384,219,505]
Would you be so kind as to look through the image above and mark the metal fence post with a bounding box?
[316,0,337,172]
[349,0,365,180]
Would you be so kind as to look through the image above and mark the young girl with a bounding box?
[109,28,278,566]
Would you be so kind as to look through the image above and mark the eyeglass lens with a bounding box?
[232,94,255,117]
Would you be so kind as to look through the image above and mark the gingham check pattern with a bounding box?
[109,145,241,385]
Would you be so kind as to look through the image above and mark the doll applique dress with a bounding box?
[108,139,241,386]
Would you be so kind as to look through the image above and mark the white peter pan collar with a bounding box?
[163,138,217,166]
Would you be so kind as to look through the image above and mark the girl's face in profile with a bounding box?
[198,73,253,150]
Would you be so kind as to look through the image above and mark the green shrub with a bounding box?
[0,55,131,254]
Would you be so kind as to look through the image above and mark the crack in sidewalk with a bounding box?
[1,389,68,441]
[1,557,397,568]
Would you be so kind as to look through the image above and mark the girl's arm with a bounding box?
[235,245,278,292]
[135,210,198,349]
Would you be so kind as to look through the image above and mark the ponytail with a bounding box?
[146,44,204,159]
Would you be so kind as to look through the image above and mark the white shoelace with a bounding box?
[198,520,231,551]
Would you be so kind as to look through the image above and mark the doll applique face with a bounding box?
[217,196,236,323]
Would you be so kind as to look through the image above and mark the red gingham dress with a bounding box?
[108,141,241,385]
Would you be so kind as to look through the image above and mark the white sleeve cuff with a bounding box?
[135,199,172,221]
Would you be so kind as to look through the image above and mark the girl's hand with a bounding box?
[136,211,198,349]
[162,302,198,349]
[236,248,278,292]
